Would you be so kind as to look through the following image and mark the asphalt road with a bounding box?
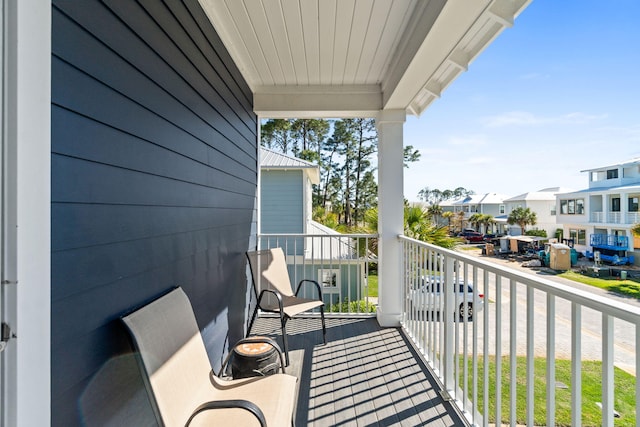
[460,248,639,376]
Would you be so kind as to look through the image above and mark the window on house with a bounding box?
[318,269,340,292]
[499,205,505,214]
[578,229,586,245]
[550,204,556,215]
[629,197,639,212]
[569,229,586,245]
[560,198,584,215]
[611,197,621,212]
[606,169,618,179]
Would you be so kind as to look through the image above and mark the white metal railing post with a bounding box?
[571,302,582,427]
[546,294,556,427]
[602,314,614,427]
[637,323,640,425]
[509,279,517,427]
[443,253,455,398]
[526,287,534,427]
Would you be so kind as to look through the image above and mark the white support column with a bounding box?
[620,191,628,224]
[3,1,51,426]
[375,110,405,327]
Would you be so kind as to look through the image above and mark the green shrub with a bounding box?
[525,229,547,237]
[329,298,377,313]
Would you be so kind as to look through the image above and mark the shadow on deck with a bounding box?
[251,316,466,427]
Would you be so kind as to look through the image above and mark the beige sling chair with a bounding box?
[246,248,326,366]
[122,287,297,426]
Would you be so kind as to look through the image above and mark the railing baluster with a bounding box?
[526,287,534,427]
[462,262,470,413]
[602,314,614,427]
[571,302,582,427]
[483,269,489,427]
[444,255,455,396]
[546,294,556,427]
[509,279,517,427]
[495,274,502,427]
[637,322,640,426]
[472,265,479,426]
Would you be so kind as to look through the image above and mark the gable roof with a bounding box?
[260,147,320,184]
[504,187,575,202]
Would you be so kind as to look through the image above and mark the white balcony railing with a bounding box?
[627,211,640,224]
[258,233,378,314]
[400,235,640,427]
[592,211,640,224]
[607,211,623,224]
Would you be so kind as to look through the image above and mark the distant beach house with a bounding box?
[504,187,574,237]
[259,147,368,306]
[556,159,639,265]
[440,193,509,234]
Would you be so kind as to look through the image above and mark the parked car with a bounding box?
[457,230,484,243]
[407,276,484,321]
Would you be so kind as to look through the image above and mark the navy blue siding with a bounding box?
[51,1,256,425]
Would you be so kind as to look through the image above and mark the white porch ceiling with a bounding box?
[199,0,531,118]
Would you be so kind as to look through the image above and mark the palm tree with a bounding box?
[426,204,443,226]
[442,211,454,233]
[479,214,496,234]
[467,213,484,231]
[454,211,466,233]
[507,207,537,235]
[404,206,459,248]
[632,223,640,236]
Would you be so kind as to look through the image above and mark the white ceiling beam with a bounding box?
[423,81,442,98]
[382,0,491,111]
[447,50,470,72]
[383,0,531,115]
[254,85,382,118]
[489,0,532,28]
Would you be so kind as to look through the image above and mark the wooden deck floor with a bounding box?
[250,316,467,427]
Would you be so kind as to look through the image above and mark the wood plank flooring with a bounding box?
[250,316,467,427]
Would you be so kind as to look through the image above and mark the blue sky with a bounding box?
[403,0,640,201]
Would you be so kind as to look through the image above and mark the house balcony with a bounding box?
[259,233,640,426]
[591,211,640,224]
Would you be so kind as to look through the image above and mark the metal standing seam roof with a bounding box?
[260,147,317,168]
[260,147,320,184]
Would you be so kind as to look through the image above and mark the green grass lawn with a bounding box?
[558,271,640,299]
[461,356,636,426]
[367,272,378,297]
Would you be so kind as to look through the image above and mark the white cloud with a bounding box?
[519,72,549,80]
[447,134,487,146]
[481,111,607,128]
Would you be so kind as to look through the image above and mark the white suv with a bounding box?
[407,276,484,321]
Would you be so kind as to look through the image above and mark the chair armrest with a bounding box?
[185,399,266,427]
[295,279,323,300]
[219,336,287,376]
[257,288,284,311]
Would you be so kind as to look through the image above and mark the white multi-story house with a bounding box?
[503,187,574,237]
[556,159,640,265]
